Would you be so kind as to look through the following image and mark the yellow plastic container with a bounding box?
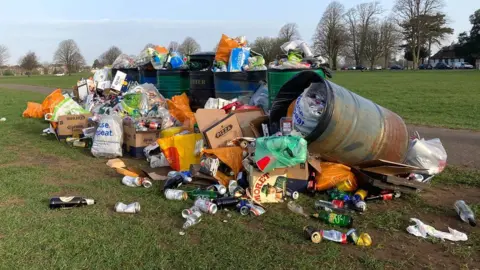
[160,127,183,138]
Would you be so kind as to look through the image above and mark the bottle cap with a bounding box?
[469,218,477,227]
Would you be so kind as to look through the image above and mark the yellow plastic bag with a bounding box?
[215,34,240,63]
[157,133,203,171]
[22,102,44,118]
[41,89,64,115]
[167,93,196,130]
[315,162,357,191]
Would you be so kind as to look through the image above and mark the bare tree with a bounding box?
[278,23,301,42]
[53,39,85,75]
[0,45,10,66]
[380,18,401,68]
[313,1,348,69]
[345,2,383,65]
[394,0,445,68]
[99,46,122,66]
[41,61,50,75]
[178,37,201,56]
[168,41,180,52]
[364,23,384,70]
[19,51,40,76]
[251,37,284,64]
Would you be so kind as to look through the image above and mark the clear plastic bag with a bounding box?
[249,81,268,112]
[292,82,328,136]
[112,54,137,69]
[93,68,111,82]
[405,138,447,175]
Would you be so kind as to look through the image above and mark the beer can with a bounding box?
[304,226,322,243]
[286,190,299,200]
[164,189,188,201]
[181,206,202,219]
[354,189,368,201]
[194,198,218,214]
[149,121,159,130]
[236,200,250,216]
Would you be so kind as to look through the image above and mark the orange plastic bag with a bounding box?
[315,162,357,191]
[41,89,64,115]
[155,46,168,54]
[167,93,196,130]
[215,34,240,63]
[22,102,44,118]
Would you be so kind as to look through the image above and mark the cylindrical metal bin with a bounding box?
[269,70,409,165]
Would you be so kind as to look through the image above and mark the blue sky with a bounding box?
[0,0,477,65]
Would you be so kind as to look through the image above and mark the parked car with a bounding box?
[419,64,433,70]
[355,65,367,71]
[341,66,349,70]
[348,66,356,70]
[374,65,382,70]
[434,62,453,69]
[390,65,404,70]
[453,62,474,69]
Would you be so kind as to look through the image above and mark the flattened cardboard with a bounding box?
[203,114,243,149]
[249,167,287,203]
[232,109,265,137]
[194,109,226,132]
[54,113,91,140]
[250,116,270,138]
[123,119,160,158]
[142,167,171,181]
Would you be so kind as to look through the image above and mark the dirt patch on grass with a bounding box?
[0,196,25,207]
[420,185,480,209]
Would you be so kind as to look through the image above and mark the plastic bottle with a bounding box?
[183,215,201,229]
[315,199,345,210]
[454,200,477,226]
[312,211,353,228]
[49,196,95,209]
[167,171,192,183]
[320,229,348,244]
[365,191,401,201]
[287,201,309,217]
[187,189,218,200]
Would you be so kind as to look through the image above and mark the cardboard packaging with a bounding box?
[249,167,287,203]
[194,109,226,133]
[232,109,265,137]
[285,162,309,192]
[354,159,430,193]
[52,114,91,140]
[123,119,160,158]
[203,114,243,148]
[250,116,270,138]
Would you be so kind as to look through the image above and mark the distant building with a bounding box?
[429,45,465,65]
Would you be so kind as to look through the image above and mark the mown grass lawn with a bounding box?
[0,87,479,269]
[0,72,91,89]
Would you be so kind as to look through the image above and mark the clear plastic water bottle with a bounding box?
[454,200,476,226]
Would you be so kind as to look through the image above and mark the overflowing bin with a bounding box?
[214,71,266,100]
[189,52,216,110]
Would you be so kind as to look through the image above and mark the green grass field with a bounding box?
[0,87,479,269]
[2,70,479,129]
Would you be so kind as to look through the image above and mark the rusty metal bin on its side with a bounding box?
[269,70,409,165]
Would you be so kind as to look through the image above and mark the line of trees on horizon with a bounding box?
[0,2,479,75]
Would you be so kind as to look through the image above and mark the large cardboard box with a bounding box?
[123,119,160,158]
[194,109,226,133]
[250,116,270,138]
[203,114,243,148]
[285,162,309,192]
[249,167,287,203]
[53,114,91,140]
[232,109,265,137]
[354,159,430,193]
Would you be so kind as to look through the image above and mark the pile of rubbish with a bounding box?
[22,56,476,245]
[212,34,267,72]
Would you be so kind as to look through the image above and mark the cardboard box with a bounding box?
[203,114,243,148]
[285,162,309,192]
[250,116,270,138]
[194,109,226,133]
[354,159,430,193]
[123,119,160,158]
[232,109,265,137]
[249,167,287,203]
[53,114,91,140]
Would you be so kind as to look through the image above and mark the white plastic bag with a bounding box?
[405,138,447,175]
[292,82,327,136]
[93,68,110,82]
[91,115,123,158]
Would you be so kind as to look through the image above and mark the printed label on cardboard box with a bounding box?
[249,167,287,203]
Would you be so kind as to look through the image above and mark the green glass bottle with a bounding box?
[187,189,218,200]
[327,189,351,201]
[312,211,353,228]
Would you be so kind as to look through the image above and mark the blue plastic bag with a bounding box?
[228,48,250,72]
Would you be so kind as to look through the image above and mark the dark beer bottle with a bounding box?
[49,196,95,209]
